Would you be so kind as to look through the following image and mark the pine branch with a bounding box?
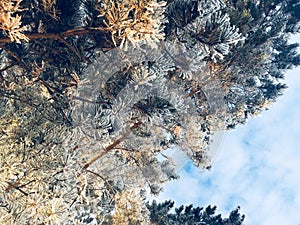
[81,121,142,171]
[0,27,107,44]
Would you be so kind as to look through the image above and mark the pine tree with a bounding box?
[147,200,245,225]
[0,0,299,223]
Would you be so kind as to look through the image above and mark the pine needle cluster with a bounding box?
[0,0,28,42]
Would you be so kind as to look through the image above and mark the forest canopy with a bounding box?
[0,0,299,224]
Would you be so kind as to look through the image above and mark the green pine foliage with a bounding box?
[147,200,245,225]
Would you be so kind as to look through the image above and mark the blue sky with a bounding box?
[153,36,300,225]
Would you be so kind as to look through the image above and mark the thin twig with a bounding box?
[5,180,31,196]
[72,96,108,104]
[86,169,116,195]
[55,35,91,63]
[0,44,29,70]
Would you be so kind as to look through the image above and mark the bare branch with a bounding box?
[82,122,142,170]
[0,27,107,44]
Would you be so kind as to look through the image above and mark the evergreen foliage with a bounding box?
[147,200,245,225]
[0,0,299,223]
